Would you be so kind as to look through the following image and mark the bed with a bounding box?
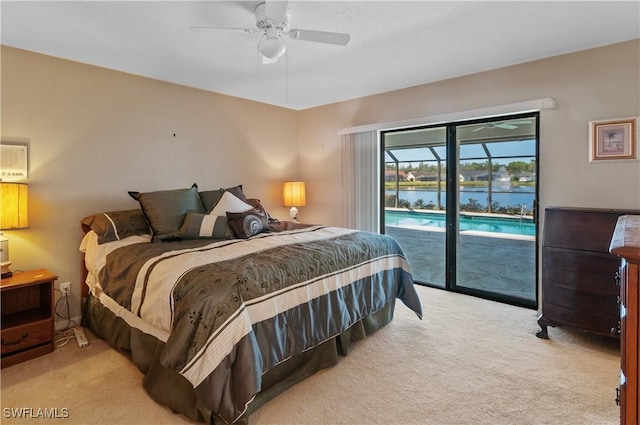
[79,184,422,424]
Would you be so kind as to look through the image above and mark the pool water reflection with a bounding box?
[385,209,535,237]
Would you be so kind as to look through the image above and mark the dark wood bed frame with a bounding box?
[80,224,92,302]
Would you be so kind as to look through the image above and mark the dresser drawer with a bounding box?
[1,318,53,355]
[543,283,619,319]
[541,302,618,335]
[544,209,623,252]
[543,247,620,294]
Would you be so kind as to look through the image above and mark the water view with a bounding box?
[385,209,535,236]
[385,187,535,214]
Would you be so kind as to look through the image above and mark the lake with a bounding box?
[386,187,535,211]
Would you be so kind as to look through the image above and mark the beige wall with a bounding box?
[1,46,299,322]
[297,39,640,228]
[2,40,639,322]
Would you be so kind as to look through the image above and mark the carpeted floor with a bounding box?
[1,285,620,425]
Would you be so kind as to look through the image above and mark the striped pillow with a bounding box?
[179,213,234,239]
[81,209,150,244]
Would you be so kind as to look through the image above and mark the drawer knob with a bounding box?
[1,333,29,346]
[611,321,621,336]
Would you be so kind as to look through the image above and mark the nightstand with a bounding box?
[1,269,57,368]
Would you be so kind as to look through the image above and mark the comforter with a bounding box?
[93,225,422,423]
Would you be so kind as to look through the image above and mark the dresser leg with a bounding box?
[536,315,551,339]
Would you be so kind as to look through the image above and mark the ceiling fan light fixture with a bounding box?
[259,28,286,60]
[192,1,350,66]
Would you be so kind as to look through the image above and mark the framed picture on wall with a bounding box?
[0,142,29,181]
[589,117,638,162]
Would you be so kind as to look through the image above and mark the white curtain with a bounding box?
[341,130,379,232]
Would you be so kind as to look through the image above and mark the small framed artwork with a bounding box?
[589,117,638,162]
[1,142,29,181]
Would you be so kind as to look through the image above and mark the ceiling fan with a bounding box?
[190,1,351,64]
[471,119,533,132]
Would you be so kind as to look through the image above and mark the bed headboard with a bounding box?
[81,224,91,301]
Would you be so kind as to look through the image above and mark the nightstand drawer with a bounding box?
[1,318,53,355]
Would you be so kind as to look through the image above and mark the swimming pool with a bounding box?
[385,210,536,237]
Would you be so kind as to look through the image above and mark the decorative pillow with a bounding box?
[178,191,253,239]
[199,188,225,212]
[209,191,253,217]
[179,213,235,239]
[81,209,150,244]
[246,198,273,222]
[128,183,204,241]
[226,209,269,239]
[224,184,247,202]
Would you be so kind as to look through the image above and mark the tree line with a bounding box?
[386,160,536,175]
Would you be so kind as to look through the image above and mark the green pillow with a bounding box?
[129,183,204,241]
[199,188,225,212]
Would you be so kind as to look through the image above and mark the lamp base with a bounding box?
[1,261,13,279]
[289,207,299,223]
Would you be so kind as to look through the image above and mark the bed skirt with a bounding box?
[82,293,396,424]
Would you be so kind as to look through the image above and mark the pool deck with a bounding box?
[385,225,536,303]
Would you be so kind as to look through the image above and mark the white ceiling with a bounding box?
[2,1,639,110]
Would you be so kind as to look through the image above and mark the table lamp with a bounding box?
[1,182,29,278]
[282,181,306,223]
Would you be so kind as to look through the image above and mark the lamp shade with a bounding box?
[1,182,29,230]
[282,181,306,207]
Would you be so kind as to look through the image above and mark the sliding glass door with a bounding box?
[382,114,538,308]
[452,118,538,304]
[384,127,447,288]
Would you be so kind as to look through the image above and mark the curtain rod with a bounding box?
[337,98,556,135]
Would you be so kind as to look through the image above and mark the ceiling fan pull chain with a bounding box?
[285,50,289,105]
[257,44,261,76]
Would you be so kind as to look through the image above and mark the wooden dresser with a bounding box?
[610,215,639,425]
[537,207,640,339]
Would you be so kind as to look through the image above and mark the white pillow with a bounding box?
[209,191,253,216]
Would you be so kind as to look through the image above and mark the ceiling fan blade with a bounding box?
[471,126,485,132]
[288,29,350,46]
[189,26,258,34]
[264,1,289,23]
[495,124,518,130]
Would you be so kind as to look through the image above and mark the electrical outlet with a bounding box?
[60,282,71,296]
